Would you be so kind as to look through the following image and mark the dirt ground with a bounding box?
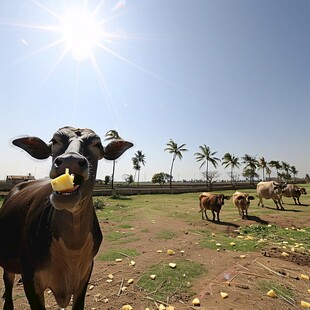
[1,204,309,310]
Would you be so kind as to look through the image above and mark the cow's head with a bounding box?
[237,194,255,206]
[217,194,230,205]
[12,126,133,211]
[300,188,307,195]
[272,182,287,194]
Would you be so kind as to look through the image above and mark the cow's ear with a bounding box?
[249,196,255,200]
[13,137,51,159]
[237,195,244,200]
[225,195,231,200]
[102,139,133,160]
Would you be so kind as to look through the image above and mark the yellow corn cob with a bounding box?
[51,168,74,192]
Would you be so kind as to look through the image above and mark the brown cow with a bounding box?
[0,126,133,310]
[199,192,230,222]
[233,191,255,219]
[281,184,307,205]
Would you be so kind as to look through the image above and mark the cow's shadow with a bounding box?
[205,219,239,228]
[282,203,309,207]
[264,206,303,212]
[245,215,268,225]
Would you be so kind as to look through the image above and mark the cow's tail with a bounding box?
[198,194,204,212]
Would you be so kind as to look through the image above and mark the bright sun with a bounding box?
[60,9,102,61]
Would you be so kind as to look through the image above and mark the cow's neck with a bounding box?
[52,195,94,250]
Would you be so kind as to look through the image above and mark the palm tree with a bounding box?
[132,157,140,182]
[281,161,291,181]
[269,160,282,182]
[242,154,258,184]
[258,156,268,181]
[164,139,188,188]
[266,166,272,181]
[222,153,240,186]
[195,144,220,188]
[105,130,121,189]
[290,166,298,183]
[132,150,146,186]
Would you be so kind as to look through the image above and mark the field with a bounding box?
[1,186,310,309]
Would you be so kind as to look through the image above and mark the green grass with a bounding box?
[199,233,261,252]
[137,259,206,301]
[98,248,139,261]
[155,230,177,240]
[106,231,135,242]
[118,223,134,229]
[258,280,295,304]
[240,224,310,251]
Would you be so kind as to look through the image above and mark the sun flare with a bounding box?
[59,9,102,61]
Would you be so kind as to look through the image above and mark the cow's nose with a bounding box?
[50,152,89,179]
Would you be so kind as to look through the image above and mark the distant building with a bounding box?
[6,173,35,184]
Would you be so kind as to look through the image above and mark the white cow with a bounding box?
[257,181,286,210]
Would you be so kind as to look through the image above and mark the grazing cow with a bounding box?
[199,192,230,222]
[281,184,307,205]
[0,126,133,310]
[233,191,255,219]
[256,181,286,210]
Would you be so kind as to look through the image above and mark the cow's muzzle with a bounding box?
[50,152,89,211]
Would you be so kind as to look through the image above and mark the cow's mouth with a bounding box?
[55,174,83,196]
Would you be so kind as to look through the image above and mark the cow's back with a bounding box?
[282,184,299,197]
[257,181,275,198]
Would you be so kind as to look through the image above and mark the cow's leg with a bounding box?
[274,199,284,210]
[72,263,93,310]
[293,197,298,205]
[273,198,279,209]
[3,270,15,310]
[201,207,205,220]
[258,197,264,208]
[211,210,216,222]
[297,197,301,205]
[21,272,46,309]
[204,209,209,220]
[245,208,248,219]
[278,199,285,210]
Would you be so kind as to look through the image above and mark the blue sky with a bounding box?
[0,0,309,182]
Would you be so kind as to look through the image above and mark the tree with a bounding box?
[269,160,282,182]
[164,139,188,188]
[290,166,298,182]
[222,153,240,186]
[123,174,134,185]
[132,157,140,182]
[152,172,170,186]
[105,130,121,189]
[266,166,272,181]
[258,156,268,181]
[195,145,220,188]
[201,171,220,191]
[243,168,259,182]
[132,150,146,186]
[242,154,258,184]
[104,175,110,185]
[281,161,291,182]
